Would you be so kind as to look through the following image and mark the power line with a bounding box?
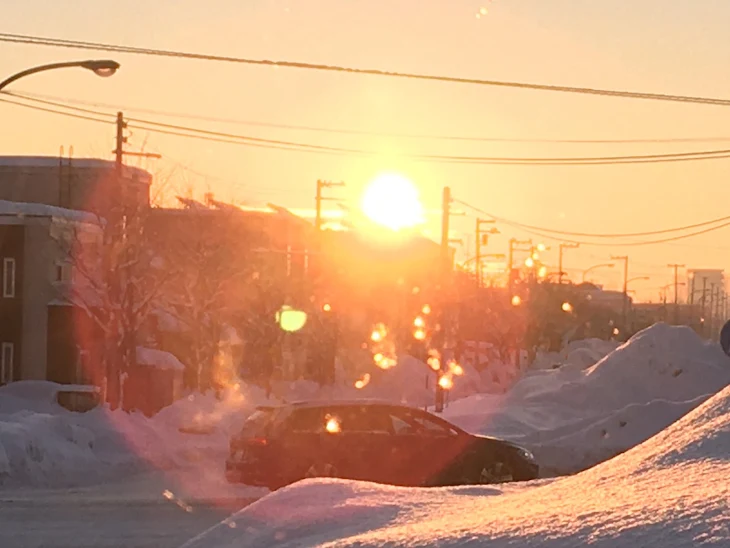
[6,93,730,165]
[4,32,730,107]
[10,90,730,145]
[455,199,730,246]
[453,201,730,238]
[0,96,113,125]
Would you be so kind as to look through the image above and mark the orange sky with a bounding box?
[3,0,730,301]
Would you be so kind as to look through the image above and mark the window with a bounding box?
[1,342,13,384]
[54,262,72,283]
[286,407,325,433]
[240,408,277,436]
[3,258,15,298]
[388,408,460,437]
[335,406,392,434]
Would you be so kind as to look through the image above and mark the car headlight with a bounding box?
[517,448,535,462]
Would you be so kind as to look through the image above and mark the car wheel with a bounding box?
[478,461,514,484]
[304,462,339,479]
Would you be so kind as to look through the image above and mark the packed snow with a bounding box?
[1,323,728,520]
[136,347,186,372]
[0,380,267,499]
[182,381,730,547]
[443,324,730,475]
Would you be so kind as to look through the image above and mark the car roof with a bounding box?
[257,399,423,412]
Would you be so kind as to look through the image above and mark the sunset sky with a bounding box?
[3,0,730,300]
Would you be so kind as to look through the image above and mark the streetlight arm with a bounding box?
[0,60,119,92]
[582,263,615,282]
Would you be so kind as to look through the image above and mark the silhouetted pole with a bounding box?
[611,255,629,332]
[668,264,685,324]
[435,186,451,413]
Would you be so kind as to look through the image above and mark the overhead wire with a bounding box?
[454,199,730,247]
[6,91,730,165]
[4,32,730,107]
[452,199,730,238]
[9,90,730,145]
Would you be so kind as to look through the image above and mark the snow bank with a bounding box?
[136,346,185,372]
[0,381,270,493]
[445,323,730,475]
[181,383,730,548]
[531,337,619,371]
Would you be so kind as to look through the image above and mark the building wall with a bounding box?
[0,224,24,382]
[0,158,151,214]
[21,223,54,380]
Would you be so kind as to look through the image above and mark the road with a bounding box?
[0,473,260,548]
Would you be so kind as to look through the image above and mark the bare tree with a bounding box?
[53,197,170,408]
[146,199,270,390]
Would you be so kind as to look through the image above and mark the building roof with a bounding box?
[0,156,151,182]
[0,199,102,224]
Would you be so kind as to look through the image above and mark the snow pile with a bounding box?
[531,337,619,371]
[0,381,269,491]
[136,347,185,371]
[180,384,730,548]
[268,355,490,408]
[445,323,730,475]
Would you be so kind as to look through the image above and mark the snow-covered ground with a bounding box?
[442,324,730,475]
[181,381,730,547]
[0,380,267,500]
[2,324,728,491]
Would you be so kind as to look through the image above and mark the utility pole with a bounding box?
[558,243,579,284]
[315,180,345,230]
[115,112,126,173]
[667,264,685,325]
[475,218,497,287]
[507,238,532,293]
[434,186,453,413]
[611,255,629,333]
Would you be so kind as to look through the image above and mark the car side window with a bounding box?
[388,409,458,437]
[389,414,413,434]
[337,406,392,434]
[286,408,324,433]
[411,414,456,436]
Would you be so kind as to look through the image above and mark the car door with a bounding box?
[406,409,468,485]
[383,407,465,486]
[329,404,394,483]
[277,406,327,482]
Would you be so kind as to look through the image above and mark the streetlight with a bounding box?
[0,60,120,92]
[627,276,650,286]
[582,263,615,283]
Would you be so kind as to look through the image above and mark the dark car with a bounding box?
[225,400,538,490]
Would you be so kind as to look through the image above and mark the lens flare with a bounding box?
[325,416,342,434]
[511,295,522,306]
[354,373,371,389]
[561,302,574,313]
[438,375,454,390]
[422,304,431,315]
[414,316,425,328]
[414,328,426,341]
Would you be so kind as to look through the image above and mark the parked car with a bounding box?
[226,400,538,490]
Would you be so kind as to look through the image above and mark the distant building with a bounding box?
[575,282,630,313]
[687,269,725,305]
[0,156,151,214]
[0,200,103,385]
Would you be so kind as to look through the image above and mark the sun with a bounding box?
[361,173,424,231]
